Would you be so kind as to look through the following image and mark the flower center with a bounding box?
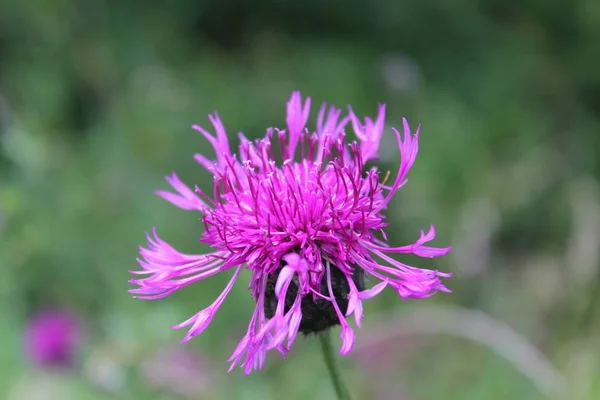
[264,263,365,334]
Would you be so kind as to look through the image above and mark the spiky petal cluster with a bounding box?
[130,91,452,374]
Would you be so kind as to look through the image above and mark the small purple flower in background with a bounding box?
[24,309,81,368]
[356,334,426,400]
[141,347,212,398]
[130,91,452,374]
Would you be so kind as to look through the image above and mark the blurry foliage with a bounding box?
[1,0,600,399]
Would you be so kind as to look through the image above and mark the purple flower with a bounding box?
[24,309,81,368]
[141,347,212,397]
[130,91,452,374]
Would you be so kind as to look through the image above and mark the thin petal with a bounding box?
[363,225,453,258]
[385,120,420,202]
[173,266,242,342]
[359,281,388,299]
[156,172,206,211]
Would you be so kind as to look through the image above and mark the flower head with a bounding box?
[130,91,452,374]
[24,308,82,368]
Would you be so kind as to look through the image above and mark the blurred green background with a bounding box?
[1,0,600,399]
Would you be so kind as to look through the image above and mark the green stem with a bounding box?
[318,331,352,400]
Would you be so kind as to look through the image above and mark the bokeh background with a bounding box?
[1,1,599,399]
